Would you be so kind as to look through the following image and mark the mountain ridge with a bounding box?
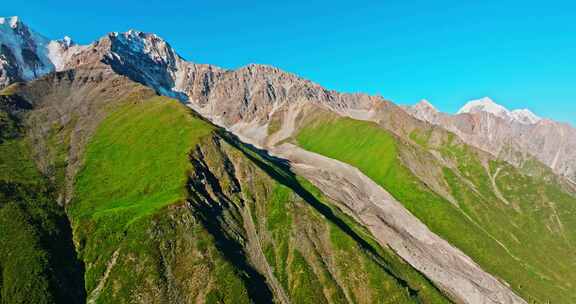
[2,16,576,304]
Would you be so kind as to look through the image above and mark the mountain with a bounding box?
[0,16,84,87]
[457,97,541,125]
[2,17,576,304]
[406,99,439,123]
[405,98,576,184]
[183,63,575,303]
[457,97,512,119]
[0,62,451,304]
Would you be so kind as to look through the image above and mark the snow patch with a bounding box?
[458,97,541,125]
[458,97,510,119]
[510,109,541,124]
[0,16,87,81]
[0,16,20,28]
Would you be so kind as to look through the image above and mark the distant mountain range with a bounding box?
[405,97,576,183]
[1,16,575,304]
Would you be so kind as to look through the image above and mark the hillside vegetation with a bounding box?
[0,94,85,304]
[70,96,451,303]
[296,115,576,304]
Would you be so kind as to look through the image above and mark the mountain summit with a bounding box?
[458,97,541,124]
[415,99,437,112]
[458,97,509,116]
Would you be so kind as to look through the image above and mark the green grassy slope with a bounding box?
[0,94,85,304]
[191,133,451,303]
[296,115,576,303]
[69,96,224,298]
[70,96,451,303]
[72,96,214,225]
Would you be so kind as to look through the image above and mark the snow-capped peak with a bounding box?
[458,97,541,124]
[111,30,177,63]
[0,16,53,80]
[510,109,541,124]
[457,97,510,117]
[61,36,73,47]
[9,16,19,27]
[102,29,192,100]
[0,16,87,86]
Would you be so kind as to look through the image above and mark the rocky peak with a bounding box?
[415,99,437,112]
[402,95,576,181]
[95,30,197,100]
[403,99,442,124]
[109,30,179,64]
[51,29,196,100]
[0,16,51,83]
[60,36,73,48]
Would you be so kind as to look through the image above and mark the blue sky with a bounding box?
[4,1,575,125]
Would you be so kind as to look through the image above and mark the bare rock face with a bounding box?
[405,98,576,182]
[59,30,223,101]
[183,63,388,142]
[407,99,439,122]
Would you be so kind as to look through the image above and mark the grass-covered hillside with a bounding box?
[296,114,576,304]
[0,93,85,304]
[69,96,217,301]
[0,69,452,303]
[69,95,451,303]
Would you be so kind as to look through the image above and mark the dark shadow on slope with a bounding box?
[0,95,86,303]
[0,181,87,304]
[46,200,87,304]
[186,150,275,304]
[218,130,436,301]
